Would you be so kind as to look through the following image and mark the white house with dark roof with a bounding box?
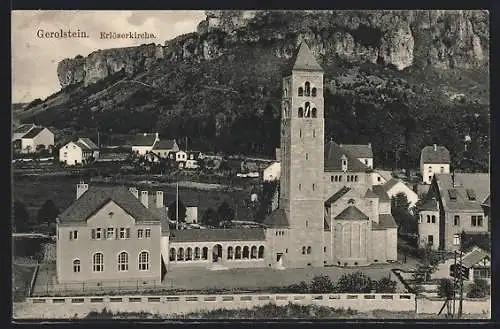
[381,178,419,210]
[130,133,160,155]
[19,126,54,153]
[420,144,451,184]
[59,138,99,165]
[152,139,179,158]
[12,123,36,141]
[339,143,373,169]
[432,246,491,283]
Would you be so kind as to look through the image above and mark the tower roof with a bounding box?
[334,206,369,221]
[285,42,323,75]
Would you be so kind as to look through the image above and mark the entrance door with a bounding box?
[212,244,222,262]
[276,253,283,267]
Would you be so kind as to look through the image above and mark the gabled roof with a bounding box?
[58,186,161,223]
[372,185,391,202]
[419,198,438,211]
[14,124,35,134]
[22,127,46,139]
[287,41,323,74]
[324,218,330,231]
[78,138,98,150]
[325,186,351,205]
[169,228,265,242]
[383,178,401,191]
[421,145,450,164]
[334,206,369,221]
[434,174,488,212]
[372,214,398,230]
[482,194,490,207]
[461,247,490,268]
[324,141,369,172]
[263,208,289,228]
[364,188,379,198]
[130,133,158,147]
[339,144,373,158]
[453,173,490,206]
[153,139,177,150]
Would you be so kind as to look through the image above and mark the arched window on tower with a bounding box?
[312,87,317,97]
[348,198,356,205]
[312,108,317,118]
[304,102,311,117]
[298,107,303,118]
[305,82,311,96]
[298,87,303,97]
[284,88,288,97]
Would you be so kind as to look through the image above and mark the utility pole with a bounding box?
[452,250,457,318]
[458,249,464,318]
[176,182,179,230]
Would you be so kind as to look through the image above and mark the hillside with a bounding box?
[14,10,490,170]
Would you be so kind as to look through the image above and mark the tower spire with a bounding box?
[291,41,324,72]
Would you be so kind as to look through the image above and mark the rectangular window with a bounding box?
[305,153,308,160]
[471,216,477,226]
[428,235,434,246]
[330,176,334,182]
[418,215,422,224]
[312,184,315,191]
[454,215,460,226]
[453,234,460,246]
[137,229,144,239]
[313,129,315,138]
[120,228,125,239]
[126,228,130,239]
[298,184,301,191]
[431,216,436,224]
[477,216,483,227]
[95,228,102,240]
[145,229,151,238]
[106,228,114,240]
[91,229,95,239]
[299,129,302,138]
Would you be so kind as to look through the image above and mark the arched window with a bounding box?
[227,246,234,260]
[298,107,303,118]
[307,246,311,254]
[431,215,436,223]
[202,247,208,260]
[347,176,351,182]
[93,252,104,272]
[235,246,242,259]
[169,248,176,261]
[186,247,193,261]
[139,251,150,271]
[312,108,317,118]
[177,248,184,261]
[251,246,258,259]
[73,259,80,273]
[243,246,250,259]
[284,88,288,97]
[304,102,311,117]
[194,247,201,260]
[334,176,338,182]
[427,215,431,223]
[348,198,356,205]
[354,175,358,182]
[118,252,128,271]
[305,82,311,96]
[298,87,303,97]
[258,246,265,258]
[302,246,306,255]
[311,87,317,97]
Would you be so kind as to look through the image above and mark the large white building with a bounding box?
[420,144,450,184]
[59,138,99,165]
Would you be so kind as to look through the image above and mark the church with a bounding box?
[55,42,397,285]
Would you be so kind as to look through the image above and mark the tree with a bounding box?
[438,278,455,299]
[13,201,31,233]
[168,200,187,223]
[36,200,59,226]
[373,277,397,293]
[391,192,417,234]
[467,278,490,298]
[413,246,440,283]
[310,275,336,293]
[336,271,373,293]
[217,201,235,228]
[201,207,218,228]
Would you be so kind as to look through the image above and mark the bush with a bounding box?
[309,275,336,293]
[467,279,490,298]
[373,277,397,293]
[336,271,373,293]
[438,278,455,299]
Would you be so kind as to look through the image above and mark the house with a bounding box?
[263,162,281,182]
[56,183,165,284]
[371,170,392,186]
[417,173,490,251]
[420,144,450,184]
[381,178,419,210]
[433,246,491,283]
[165,205,198,224]
[185,160,200,169]
[130,133,159,155]
[152,139,179,158]
[187,151,203,161]
[12,123,36,141]
[59,138,99,165]
[19,126,54,153]
[339,143,373,169]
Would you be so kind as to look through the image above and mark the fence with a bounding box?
[21,293,416,318]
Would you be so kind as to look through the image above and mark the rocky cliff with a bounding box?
[57,10,489,87]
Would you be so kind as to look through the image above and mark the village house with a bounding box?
[12,123,36,141]
[380,178,419,210]
[59,138,99,165]
[130,133,160,155]
[417,173,490,251]
[339,143,373,169]
[420,144,451,184]
[17,126,54,153]
[263,162,281,182]
[432,246,491,283]
[152,139,179,158]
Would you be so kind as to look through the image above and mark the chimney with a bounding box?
[434,144,437,151]
[156,191,164,208]
[76,181,89,200]
[140,191,149,208]
[129,187,139,199]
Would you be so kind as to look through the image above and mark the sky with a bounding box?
[11,10,205,103]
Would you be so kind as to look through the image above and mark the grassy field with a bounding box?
[12,264,37,302]
[13,175,256,223]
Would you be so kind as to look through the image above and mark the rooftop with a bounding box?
[461,247,490,269]
[372,214,398,230]
[153,139,177,150]
[130,133,158,147]
[372,185,391,202]
[22,127,46,139]
[286,41,324,74]
[339,144,373,158]
[324,141,369,172]
[334,206,369,221]
[14,123,35,134]
[169,228,265,243]
[421,145,450,164]
[434,173,489,212]
[325,186,351,205]
[263,208,289,228]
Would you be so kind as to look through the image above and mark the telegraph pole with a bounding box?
[176,182,179,230]
[452,250,457,318]
[458,249,464,318]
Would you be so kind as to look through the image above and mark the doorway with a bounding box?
[212,244,222,262]
[276,253,283,267]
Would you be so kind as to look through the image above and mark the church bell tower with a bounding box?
[280,42,325,267]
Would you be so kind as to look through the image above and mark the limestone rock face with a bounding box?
[57,10,489,88]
